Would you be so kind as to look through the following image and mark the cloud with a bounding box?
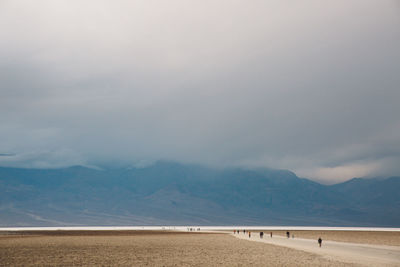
[295,162,381,185]
[0,149,86,169]
[0,0,399,182]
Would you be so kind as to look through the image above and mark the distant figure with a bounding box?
[286,231,290,238]
[237,230,239,234]
[249,231,251,238]
[318,237,322,247]
[233,230,236,234]
[244,230,246,234]
[260,232,264,239]
[270,232,273,238]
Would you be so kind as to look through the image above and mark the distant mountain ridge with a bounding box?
[0,162,399,227]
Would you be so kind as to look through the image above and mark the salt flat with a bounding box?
[1,226,400,231]
[234,232,400,266]
[1,226,400,266]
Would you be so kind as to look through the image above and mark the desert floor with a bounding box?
[0,230,361,267]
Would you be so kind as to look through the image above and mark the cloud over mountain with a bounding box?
[1,0,399,183]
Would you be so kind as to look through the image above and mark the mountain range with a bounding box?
[1,161,399,227]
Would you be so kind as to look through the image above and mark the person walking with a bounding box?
[286,231,290,238]
[318,237,322,247]
[260,232,264,239]
[270,232,273,238]
[248,231,251,238]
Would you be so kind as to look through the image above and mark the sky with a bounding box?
[0,0,399,184]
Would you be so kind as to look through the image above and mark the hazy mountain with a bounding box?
[0,162,399,227]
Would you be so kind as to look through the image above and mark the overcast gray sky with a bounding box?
[0,0,399,183]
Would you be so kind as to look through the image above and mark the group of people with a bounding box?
[258,231,273,238]
[234,229,323,247]
[233,230,273,239]
[233,229,252,238]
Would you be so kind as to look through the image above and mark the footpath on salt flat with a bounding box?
[232,232,400,266]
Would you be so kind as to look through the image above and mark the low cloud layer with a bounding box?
[1,0,399,183]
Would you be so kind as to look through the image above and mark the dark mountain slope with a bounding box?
[0,162,399,227]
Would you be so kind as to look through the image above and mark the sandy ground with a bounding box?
[233,231,400,266]
[0,231,358,266]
